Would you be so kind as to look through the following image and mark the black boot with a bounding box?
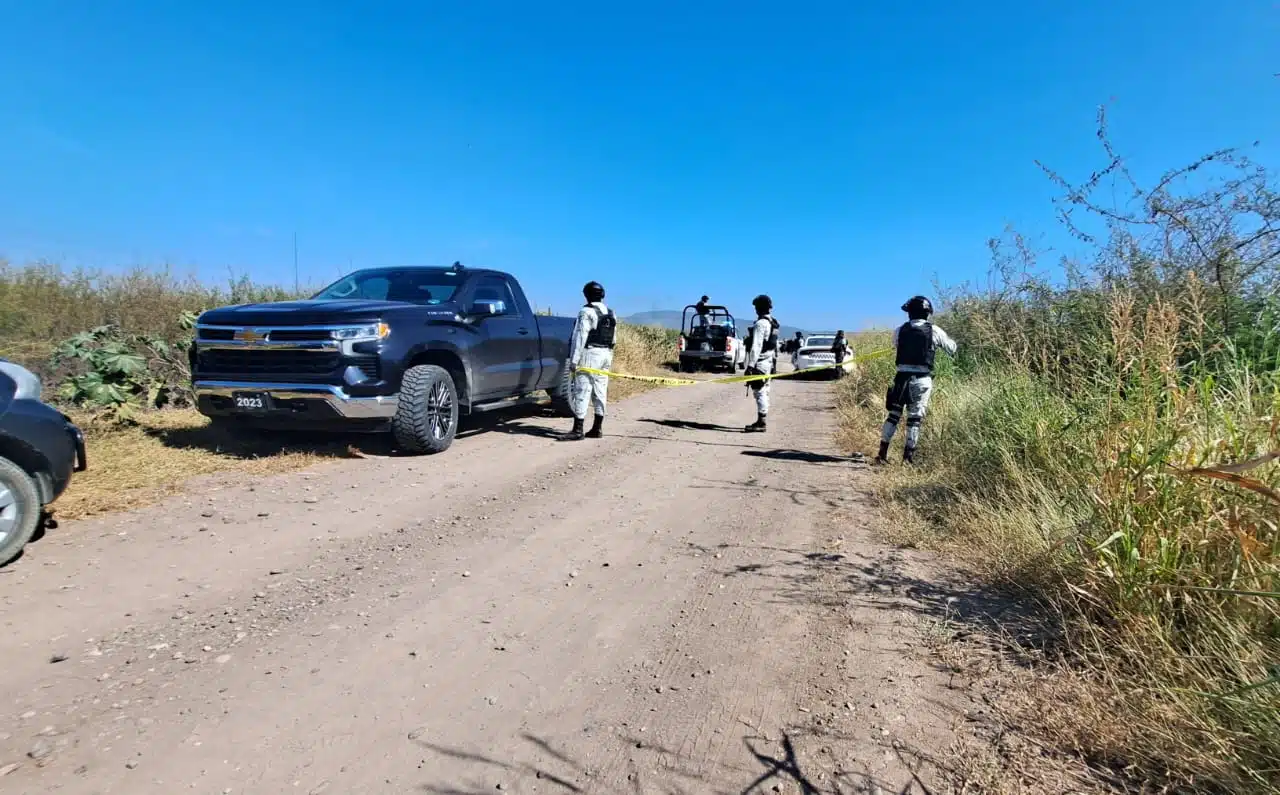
[586,415,604,438]
[874,441,890,465]
[903,445,917,465]
[558,418,585,441]
[744,413,767,433]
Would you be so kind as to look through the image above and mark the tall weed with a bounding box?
[838,110,1280,792]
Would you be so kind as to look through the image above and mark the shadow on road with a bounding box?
[638,417,743,433]
[149,403,565,458]
[610,434,760,450]
[413,728,940,794]
[689,477,855,508]
[712,537,1057,664]
[741,448,859,465]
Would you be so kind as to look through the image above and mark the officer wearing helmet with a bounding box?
[876,295,957,464]
[743,294,781,432]
[559,281,617,441]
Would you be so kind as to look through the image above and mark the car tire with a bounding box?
[0,456,43,568]
[548,362,574,417]
[393,365,460,454]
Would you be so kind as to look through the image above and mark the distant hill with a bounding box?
[624,309,807,340]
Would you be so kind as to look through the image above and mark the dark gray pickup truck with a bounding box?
[191,263,576,454]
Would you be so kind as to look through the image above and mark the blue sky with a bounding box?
[0,1,1276,330]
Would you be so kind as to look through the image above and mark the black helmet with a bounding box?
[752,294,773,314]
[583,281,605,302]
[902,295,933,318]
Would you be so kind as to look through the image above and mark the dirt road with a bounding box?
[0,371,975,794]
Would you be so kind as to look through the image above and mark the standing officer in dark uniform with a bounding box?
[831,330,851,377]
[876,296,957,464]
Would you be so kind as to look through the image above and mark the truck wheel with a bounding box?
[547,363,574,417]
[0,456,42,568]
[393,365,460,454]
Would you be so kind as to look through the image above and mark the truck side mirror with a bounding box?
[467,300,505,317]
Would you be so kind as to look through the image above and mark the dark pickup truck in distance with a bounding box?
[191,263,577,454]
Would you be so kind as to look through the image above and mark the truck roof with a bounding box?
[348,264,513,280]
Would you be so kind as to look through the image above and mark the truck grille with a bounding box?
[198,349,340,380]
[196,328,333,342]
[266,329,334,342]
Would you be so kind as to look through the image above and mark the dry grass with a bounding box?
[608,322,681,400]
[836,296,1280,793]
[55,410,358,520]
[0,259,304,382]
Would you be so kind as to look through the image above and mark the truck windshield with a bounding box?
[312,268,465,305]
[805,337,835,348]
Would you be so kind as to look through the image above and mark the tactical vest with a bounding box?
[747,317,779,354]
[585,305,617,348]
[895,321,936,371]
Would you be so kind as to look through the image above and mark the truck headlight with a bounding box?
[332,323,390,341]
[0,361,43,401]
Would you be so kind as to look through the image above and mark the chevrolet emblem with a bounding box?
[233,328,269,344]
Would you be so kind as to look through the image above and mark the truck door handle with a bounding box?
[517,328,530,335]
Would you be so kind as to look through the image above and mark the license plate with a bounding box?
[231,392,271,412]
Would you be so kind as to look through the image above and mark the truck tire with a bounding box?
[0,456,43,568]
[393,364,460,454]
[547,363,574,417]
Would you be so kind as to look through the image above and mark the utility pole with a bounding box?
[293,232,299,294]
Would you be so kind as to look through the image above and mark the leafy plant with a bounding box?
[53,313,198,417]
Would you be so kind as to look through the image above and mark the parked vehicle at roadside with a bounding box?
[190,263,577,454]
[676,304,745,373]
[0,359,87,567]
[791,333,849,379]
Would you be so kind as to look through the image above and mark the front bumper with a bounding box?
[69,420,86,472]
[194,381,400,420]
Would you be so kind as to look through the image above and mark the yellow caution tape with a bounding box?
[577,348,892,386]
[575,371,701,386]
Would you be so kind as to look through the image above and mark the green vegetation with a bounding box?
[837,112,1279,792]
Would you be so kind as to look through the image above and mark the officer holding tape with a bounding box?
[558,281,617,441]
[876,295,957,464]
[743,294,780,433]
